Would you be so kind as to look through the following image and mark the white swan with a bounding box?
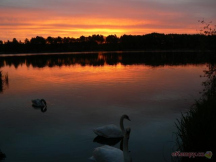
[90,127,132,162]
[93,115,131,138]
[32,99,47,107]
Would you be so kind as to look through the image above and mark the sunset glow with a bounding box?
[0,0,216,41]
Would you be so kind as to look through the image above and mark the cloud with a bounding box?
[0,0,216,41]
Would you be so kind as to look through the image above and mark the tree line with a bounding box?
[0,33,216,53]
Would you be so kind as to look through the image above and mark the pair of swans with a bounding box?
[90,127,132,162]
[90,115,132,162]
[93,114,131,138]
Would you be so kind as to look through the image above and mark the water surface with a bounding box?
[0,52,209,161]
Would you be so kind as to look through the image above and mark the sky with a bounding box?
[0,0,216,41]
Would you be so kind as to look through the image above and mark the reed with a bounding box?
[176,97,216,152]
[175,63,216,161]
[0,150,6,160]
[0,71,3,92]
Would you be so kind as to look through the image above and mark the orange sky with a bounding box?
[0,0,216,41]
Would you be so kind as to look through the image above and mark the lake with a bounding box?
[0,51,211,162]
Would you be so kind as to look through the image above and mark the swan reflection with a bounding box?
[32,105,47,113]
[93,136,122,146]
[90,128,132,162]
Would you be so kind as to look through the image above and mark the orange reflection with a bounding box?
[3,63,205,84]
[1,63,206,97]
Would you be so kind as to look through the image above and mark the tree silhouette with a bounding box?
[30,36,46,44]
[79,35,86,42]
[106,35,119,44]
[0,33,215,53]
[46,36,54,44]
[199,20,216,36]
[12,38,19,44]
[24,38,30,44]
[91,34,104,44]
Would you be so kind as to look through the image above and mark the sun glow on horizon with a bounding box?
[1,0,215,41]
[0,12,159,41]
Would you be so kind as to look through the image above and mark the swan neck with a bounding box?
[41,99,46,106]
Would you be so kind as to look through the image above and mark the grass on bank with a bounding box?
[175,94,216,161]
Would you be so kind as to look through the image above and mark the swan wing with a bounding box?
[93,124,123,138]
[32,99,45,107]
[93,145,123,162]
[32,99,41,106]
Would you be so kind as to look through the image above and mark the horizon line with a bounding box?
[1,32,205,43]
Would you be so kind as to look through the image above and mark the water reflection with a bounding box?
[93,136,122,146]
[0,51,216,69]
[0,72,2,92]
[0,52,214,162]
[0,71,9,93]
[32,105,47,113]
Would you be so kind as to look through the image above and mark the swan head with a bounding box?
[122,114,131,121]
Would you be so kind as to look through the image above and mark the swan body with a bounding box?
[32,99,47,107]
[93,124,123,138]
[93,115,130,138]
[90,128,132,162]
